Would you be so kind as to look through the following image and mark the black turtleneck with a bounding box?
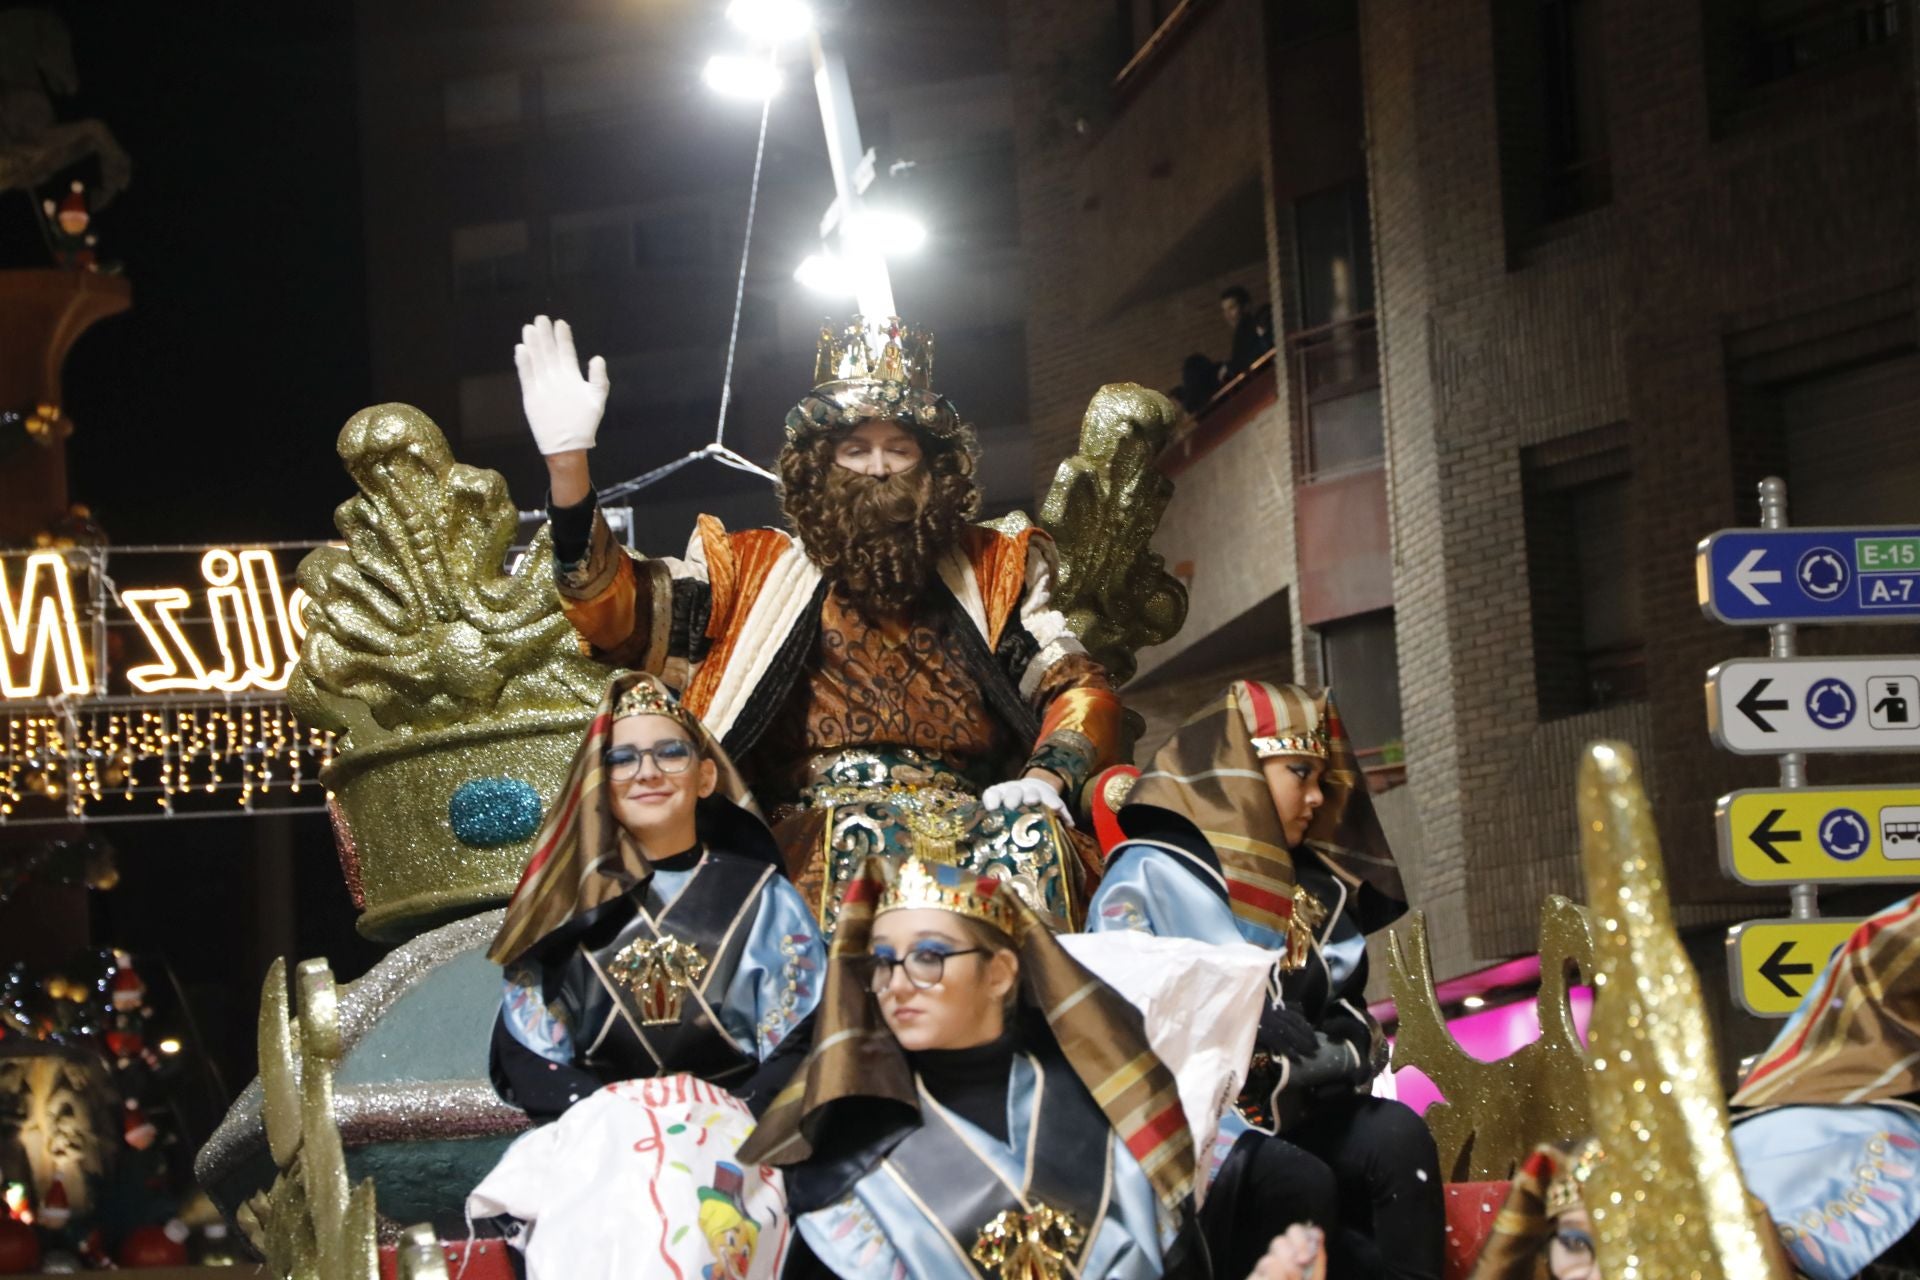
[907,1031,1017,1143]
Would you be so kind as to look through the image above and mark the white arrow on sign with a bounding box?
[1708,657,1920,754]
[1727,549,1782,606]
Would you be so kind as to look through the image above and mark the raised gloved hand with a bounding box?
[515,315,610,456]
[980,774,1074,827]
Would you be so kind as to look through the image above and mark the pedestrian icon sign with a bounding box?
[1872,677,1919,730]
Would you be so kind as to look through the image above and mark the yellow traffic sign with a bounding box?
[1727,918,1862,1016]
[1717,786,1920,884]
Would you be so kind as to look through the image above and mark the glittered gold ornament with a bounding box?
[1573,742,1790,1280]
[986,384,1187,688]
[289,406,603,939]
[1387,894,1597,1180]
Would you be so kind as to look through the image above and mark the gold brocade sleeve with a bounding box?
[1025,661,1124,797]
[554,507,663,671]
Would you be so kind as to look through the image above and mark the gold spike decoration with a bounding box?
[236,958,379,1280]
[1574,742,1790,1280]
[1387,896,1597,1180]
[988,384,1188,688]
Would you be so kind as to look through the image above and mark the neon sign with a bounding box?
[0,552,91,698]
[0,546,311,700]
[122,550,310,694]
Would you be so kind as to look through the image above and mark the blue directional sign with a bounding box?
[1698,527,1920,624]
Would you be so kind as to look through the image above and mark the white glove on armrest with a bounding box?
[515,315,610,456]
[980,776,1074,827]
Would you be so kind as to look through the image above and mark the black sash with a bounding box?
[881,1049,1114,1280]
[566,854,772,1086]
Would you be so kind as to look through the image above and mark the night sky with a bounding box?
[6,1,383,1096]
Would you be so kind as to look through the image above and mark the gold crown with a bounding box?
[1250,728,1330,760]
[614,681,699,735]
[813,316,934,392]
[1545,1139,1604,1217]
[877,856,1017,935]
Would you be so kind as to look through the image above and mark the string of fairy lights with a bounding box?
[2,700,336,822]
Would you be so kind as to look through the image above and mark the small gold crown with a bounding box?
[878,856,1017,935]
[813,316,934,392]
[1545,1139,1604,1217]
[613,682,698,735]
[1250,728,1330,760]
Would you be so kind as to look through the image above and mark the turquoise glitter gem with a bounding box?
[449,777,543,848]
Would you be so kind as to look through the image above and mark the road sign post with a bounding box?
[1707,658,1920,754]
[1717,786,1920,884]
[1698,525,1920,624]
[1726,918,1862,1016]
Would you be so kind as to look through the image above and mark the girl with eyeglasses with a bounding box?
[741,855,1330,1280]
[468,672,826,1280]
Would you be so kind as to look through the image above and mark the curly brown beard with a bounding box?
[778,424,981,617]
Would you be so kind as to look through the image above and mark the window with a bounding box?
[1292,183,1381,477]
[1492,0,1610,240]
[451,221,530,297]
[1714,0,1904,94]
[1780,353,1920,526]
[1523,429,1644,718]
[443,72,525,138]
[1315,610,1404,754]
[1294,182,1375,331]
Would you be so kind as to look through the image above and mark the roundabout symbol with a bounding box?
[1797,546,1849,601]
[1819,808,1870,861]
[1806,678,1857,730]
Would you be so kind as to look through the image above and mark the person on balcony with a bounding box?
[1087,680,1443,1280]
[1219,286,1274,379]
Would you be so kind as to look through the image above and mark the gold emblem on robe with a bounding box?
[970,1205,1082,1280]
[607,936,709,1025]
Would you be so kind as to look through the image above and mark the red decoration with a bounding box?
[116,1226,187,1268]
[0,1220,39,1273]
[123,1098,157,1150]
[37,1179,69,1230]
[105,1028,144,1060]
[110,967,146,1012]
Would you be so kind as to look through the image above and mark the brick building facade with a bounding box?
[1011,0,1920,1008]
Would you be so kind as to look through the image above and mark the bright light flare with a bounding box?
[702,54,782,102]
[794,252,857,297]
[850,210,927,256]
[158,1038,182,1055]
[726,0,814,43]
[1460,995,1487,1010]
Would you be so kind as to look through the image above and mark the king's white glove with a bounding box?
[515,315,610,456]
[980,776,1074,827]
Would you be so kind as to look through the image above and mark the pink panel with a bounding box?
[1295,466,1392,625]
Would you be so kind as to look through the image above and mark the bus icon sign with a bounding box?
[1885,806,1920,860]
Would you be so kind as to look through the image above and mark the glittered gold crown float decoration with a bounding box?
[289,404,606,939]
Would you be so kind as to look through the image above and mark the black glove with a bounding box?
[1256,1004,1321,1062]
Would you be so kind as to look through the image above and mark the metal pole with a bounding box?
[1759,475,1818,921]
[808,30,895,321]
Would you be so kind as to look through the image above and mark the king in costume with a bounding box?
[1088,680,1443,1279]
[518,315,1123,931]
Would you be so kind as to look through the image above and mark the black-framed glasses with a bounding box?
[863,946,989,993]
[604,740,696,780]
